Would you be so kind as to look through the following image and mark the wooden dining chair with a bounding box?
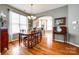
[23,30,42,48]
[23,33,36,48]
[39,31,42,42]
[23,34,29,47]
[36,30,42,44]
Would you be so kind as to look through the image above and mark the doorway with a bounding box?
[33,16,53,48]
[38,16,53,32]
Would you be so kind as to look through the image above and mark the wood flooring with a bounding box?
[2,32,79,55]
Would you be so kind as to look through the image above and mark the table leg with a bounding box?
[19,34,20,46]
[53,34,55,41]
[64,34,67,43]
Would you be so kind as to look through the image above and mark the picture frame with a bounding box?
[54,17,66,25]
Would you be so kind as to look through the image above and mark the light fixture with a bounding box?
[27,4,36,20]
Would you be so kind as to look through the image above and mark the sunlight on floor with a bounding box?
[11,45,20,55]
[45,31,53,48]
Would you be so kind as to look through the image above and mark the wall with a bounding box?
[36,5,68,41]
[68,5,79,45]
[36,5,68,18]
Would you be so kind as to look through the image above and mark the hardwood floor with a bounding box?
[2,32,79,55]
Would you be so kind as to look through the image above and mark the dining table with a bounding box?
[19,32,32,46]
[19,30,42,48]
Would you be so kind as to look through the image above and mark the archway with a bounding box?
[33,16,53,31]
[33,16,53,48]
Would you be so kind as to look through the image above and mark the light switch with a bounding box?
[72,20,78,25]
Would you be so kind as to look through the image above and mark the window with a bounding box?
[9,11,28,40]
[20,15,28,33]
[11,11,20,34]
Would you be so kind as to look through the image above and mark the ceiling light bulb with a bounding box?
[31,16,34,18]
[33,16,36,19]
[27,16,31,19]
[27,15,36,20]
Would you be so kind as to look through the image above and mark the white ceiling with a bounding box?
[9,4,66,14]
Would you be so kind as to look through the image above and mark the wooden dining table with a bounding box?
[19,32,32,46]
[19,30,42,48]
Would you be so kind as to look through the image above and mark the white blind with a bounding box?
[9,11,28,34]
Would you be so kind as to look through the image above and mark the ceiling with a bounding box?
[9,4,66,14]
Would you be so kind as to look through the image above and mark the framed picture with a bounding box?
[54,17,66,25]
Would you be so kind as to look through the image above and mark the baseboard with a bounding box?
[9,38,18,42]
[55,39,79,47]
[55,39,64,42]
[67,42,79,47]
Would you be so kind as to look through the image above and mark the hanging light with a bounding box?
[27,4,36,20]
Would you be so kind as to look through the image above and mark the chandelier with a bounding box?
[27,4,36,20]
